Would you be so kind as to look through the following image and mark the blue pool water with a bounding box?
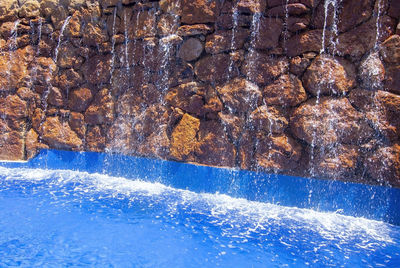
[1,167,400,267]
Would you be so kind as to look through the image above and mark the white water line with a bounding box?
[54,16,71,63]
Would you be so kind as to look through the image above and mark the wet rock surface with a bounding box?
[0,0,399,187]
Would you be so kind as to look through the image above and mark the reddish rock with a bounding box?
[216,78,262,114]
[178,38,204,61]
[218,112,245,143]
[287,16,310,32]
[65,10,82,38]
[30,57,57,86]
[310,144,359,180]
[81,54,112,85]
[0,95,27,120]
[286,29,329,57]
[56,69,83,91]
[264,74,307,106]
[205,29,249,54]
[157,14,180,36]
[216,13,253,30]
[241,52,289,85]
[267,0,318,8]
[56,43,84,69]
[177,24,213,36]
[0,130,25,161]
[289,56,311,76]
[385,65,400,95]
[254,132,302,172]
[165,82,222,116]
[126,9,157,39]
[249,105,288,134]
[86,126,106,152]
[68,87,93,112]
[137,126,170,158]
[195,120,236,167]
[0,0,18,22]
[236,0,266,13]
[358,52,385,90]
[266,3,310,17]
[335,16,395,60]
[25,128,49,159]
[181,0,220,24]
[388,0,400,19]
[290,97,374,146]
[252,17,283,50]
[170,113,200,161]
[348,89,400,142]
[40,116,82,150]
[195,54,238,83]
[68,112,86,138]
[380,34,400,65]
[302,55,356,96]
[238,130,255,169]
[365,144,400,187]
[85,88,114,125]
[48,87,63,107]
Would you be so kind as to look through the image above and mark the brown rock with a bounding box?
[137,126,170,158]
[30,57,57,87]
[236,0,266,13]
[195,120,236,167]
[380,34,400,65]
[68,87,93,112]
[216,13,253,30]
[177,24,213,36]
[310,144,359,180]
[242,51,289,85]
[181,0,220,24]
[267,0,318,8]
[216,78,262,114]
[218,112,245,143]
[40,116,82,150]
[266,3,310,17]
[65,10,82,38]
[289,56,311,76]
[385,65,400,95]
[287,16,310,32]
[25,128,49,159]
[249,105,288,134]
[0,95,27,120]
[85,88,114,125]
[86,126,106,152]
[358,52,385,90]
[388,0,400,19]
[178,38,204,61]
[56,43,84,69]
[157,14,180,36]
[127,9,157,39]
[0,0,18,22]
[365,144,400,187]
[286,29,328,57]
[348,89,400,142]
[0,130,25,161]
[252,17,283,50]
[264,74,307,106]
[195,54,238,83]
[302,55,356,96]
[81,54,112,85]
[205,29,249,54]
[254,132,302,172]
[56,69,82,91]
[170,113,200,161]
[48,87,64,107]
[68,112,86,138]
[290,97,374,146]
[19,0,40,18]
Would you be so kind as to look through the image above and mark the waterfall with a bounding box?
[54,16,71,63]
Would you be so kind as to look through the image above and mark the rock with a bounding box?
[68,112,86,138]
[181,0,220,24]
[216,78,262,114]
[99,0,120,8]
[254,132,302,172]
[286,29,328,57]
[40,0,59,17]
[19,0,41,18]
[267,0,318,8]
[195,120,236,167]
[0,95,27,120]
[126,9,157,39]
[81,54,112,85]
[40,116,82,150]
[82,22,108,47]
[236,0,266,13]
[287,16,310,32]
[178,38,203,61]
[25,128,48,159]
[195,54,238,83]
[388,0,400,19]
[68,87,93,112]
[380,34,400,65]
[86,126,106,152]
[170,113,200,161]
[290,97,374,146]
[48,87,63,107]
[157,14,180,36]
[85,88,114,125]
[177,24,213,36]
[165,82,222,116]
[385,65,400,95]
[263,74,307,106]
[137,125,170,158]
[56,69,82,91]
[205,29,249,54]
[252,17,283,50]
[249,105,288,134]
[335,16,395,60]
[289,56,311,76]
[0,0,18,21]
[310,144,359,180]
[216,13,253,30]
[348,89,400,142]
[218,112,244,143]
[56,43,84,69]
[242,51,289,85]
[266,3,310,17]
[365,144,400,187]
[0,130,25,161]
[302,55,356,96]
[358,52,385,90]
[30,57,57,87]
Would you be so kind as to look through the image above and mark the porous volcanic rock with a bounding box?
[358,52,385,91]
[252,17,283,50]
[195,54,238,83]
[181,0,220,24]
[263,74,307,106]
[380,34,400,65]
[81,54,112,85]
[170,113,200,161]
[290,97,374,146]
[0,0,18,21]
[0,130,25,161]
[236,0,266,13]
[86,126,106,152]
[384,65,400,95]
[25,128,48,159]
[249,105,288,134]
[0,95,27,120]
[205,29,249,54]
[266,3,310,17]
[302,55,356,96]
[85,88,114,125]
[68,87,93,112]
[39,116,82,150]
[286,30,327,57]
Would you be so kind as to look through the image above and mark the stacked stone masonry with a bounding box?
[0,0,399,187]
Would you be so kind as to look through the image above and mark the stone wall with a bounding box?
[0,0,399,187]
